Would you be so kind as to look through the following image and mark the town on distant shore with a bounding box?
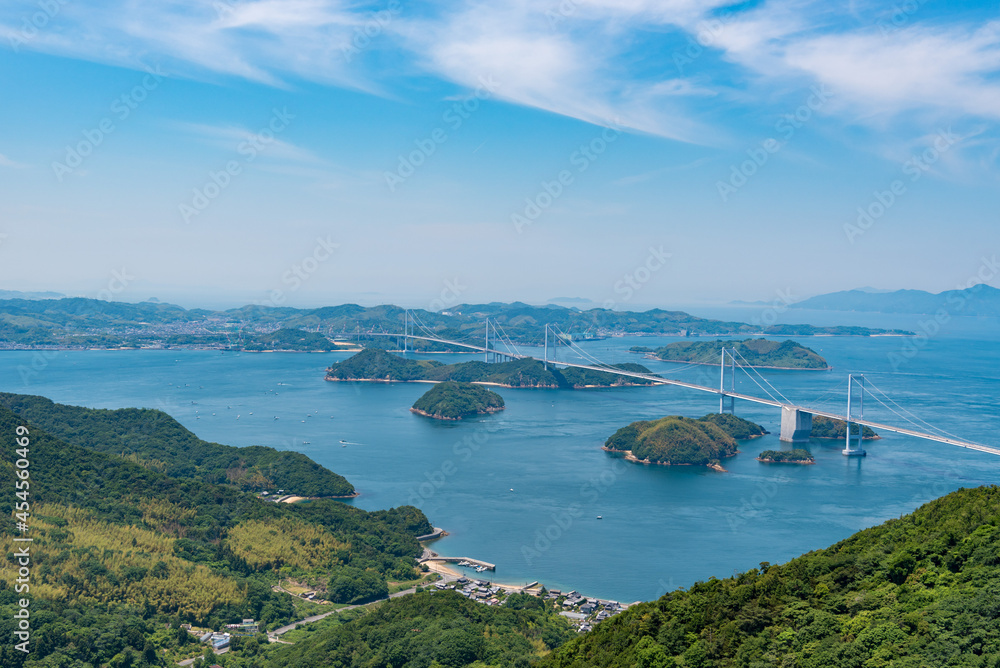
[0,297,913,351]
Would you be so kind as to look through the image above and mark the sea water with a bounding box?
[1,308,997,603]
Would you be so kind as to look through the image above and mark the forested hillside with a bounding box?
[0,401,431,667]
[542,485,1000,667]
[0,393,355,497]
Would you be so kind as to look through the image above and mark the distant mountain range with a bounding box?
[791,285,1000,316]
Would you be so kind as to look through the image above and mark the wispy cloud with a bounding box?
[0,153,27,169]
[1,0,998,147]
[171,121,325,164]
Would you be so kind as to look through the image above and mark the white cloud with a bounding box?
[1,0,998,146]
[171,121,325,165]
[708,2,1000,122]
[0,153,27,169]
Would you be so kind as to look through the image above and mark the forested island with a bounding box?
[603,414,766,469]
[637,338,830,369]
[812,414,880,439]
[325,348,660,389]
[757,448,816,464]
[411,381,506,420]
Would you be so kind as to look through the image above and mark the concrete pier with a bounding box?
[780,407,813,443]
[420,556,496,571]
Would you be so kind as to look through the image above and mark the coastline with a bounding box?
[756,458,815,465]
[418,532,630,603]
[409,406,505,420]
[603,446,738,470]
[643,355,831,371]
[325,376,654,389]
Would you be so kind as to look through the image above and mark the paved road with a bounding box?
[268,575,459,640]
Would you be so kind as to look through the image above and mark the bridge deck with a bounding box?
[346,333,993,454]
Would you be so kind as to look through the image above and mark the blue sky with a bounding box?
[0,0,998,310]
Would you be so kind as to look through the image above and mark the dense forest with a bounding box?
[757,448,815,463]
[0,399,433,667]
[264,591,576,668]
[604,414,766,467]
[541,485,1000,667]
[0,392,355,497]
[649,339,830,369]
[412,381,506,420]
[812,415,879,440]
[326,348,659,389]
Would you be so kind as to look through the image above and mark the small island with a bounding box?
[411,381,505,420]
[603,413,766,470]
[643,339,830,370]
[811,416,880,440]
[757,449,815,464]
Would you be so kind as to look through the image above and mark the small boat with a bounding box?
[596,516,602,520]
[303,441,310,444]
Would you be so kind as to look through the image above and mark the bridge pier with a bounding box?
[779,407,813,443]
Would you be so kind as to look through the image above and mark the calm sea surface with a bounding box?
[2,308,998,603]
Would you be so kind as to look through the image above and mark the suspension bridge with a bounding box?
[344,311,998,458]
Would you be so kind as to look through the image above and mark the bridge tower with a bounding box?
[719,347,736,414]
[484,319,506,363]
[543,324,550,370]
[843,374,867,457]
[403,310,408,353]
